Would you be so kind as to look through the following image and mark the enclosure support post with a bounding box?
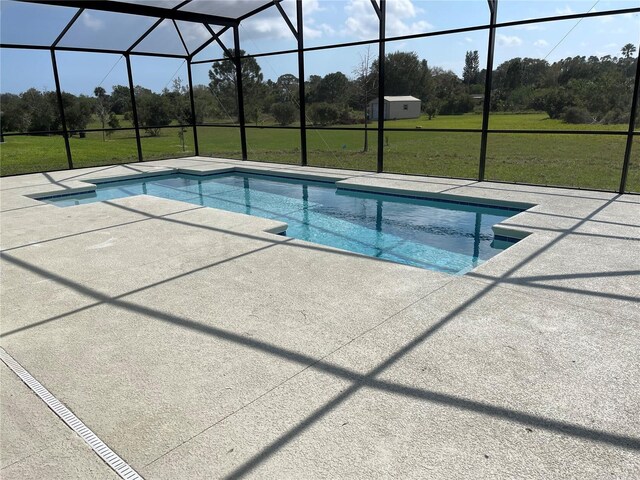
[619,47,640,193]
[125,54,143,162]
[296,0,307,166]
[233,26,248,161]
[187,59,199,156]
[51,49,73,169]
[376,0,386,173]
[478,0,498,181]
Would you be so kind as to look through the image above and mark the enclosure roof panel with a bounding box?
[133,18,187,55]
[3,0,283,53]
[58,9,159,52]
[191,26,230,61]
[178,0,274,20]
[121,0,187,8]
[175,20,211,55]
[0,1,80,46]
[13,0,281,26]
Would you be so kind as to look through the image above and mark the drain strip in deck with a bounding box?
[0,347,143,480]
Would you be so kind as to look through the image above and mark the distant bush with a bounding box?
[338,107,358,125]
[601,108,628,125]
[423,99,440,120]
[563,107,592,124]
[271,103,296,126]
[136,90,171,136]
[1,89,60,133]
[62,93,93,134]
[308,102,341,126]
[531,88,575,120]
[439,93,474,115]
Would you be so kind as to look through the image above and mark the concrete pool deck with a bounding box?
[1,156,638,479]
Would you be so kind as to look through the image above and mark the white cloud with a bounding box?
[388,0,423,18]
[238,3,300,42]
[82,12,104,30]
[534,39,549,48]
[599,15,614,23]
[555,6,575,15]
[343,0,432,40]
[303,0,323,17]
[385,0,433,36]
[241,18,296,41]
[465,37,474,43]
[179,23,210,46]
[388,18,433,37]
[241,1,344,44]
[320,23,336,36]
[279,0,320,21]
[305,26,322,39]
[297,0,436,42]
[497,34,522,47]
[344,0,380,39]
[305,22,335,39]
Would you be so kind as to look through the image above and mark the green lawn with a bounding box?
[85,115,133,130]
[383,112,630,131]
[1,113,638,192]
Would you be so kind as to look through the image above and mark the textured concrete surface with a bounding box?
[1,157,639,479]
[0,366,118,479]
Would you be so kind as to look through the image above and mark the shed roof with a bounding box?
[383,96,421,102]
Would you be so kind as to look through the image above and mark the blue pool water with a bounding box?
[39,173,523,274]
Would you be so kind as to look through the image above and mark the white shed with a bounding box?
[368,96,422,120]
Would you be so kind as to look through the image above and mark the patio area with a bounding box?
[1,157,638,478]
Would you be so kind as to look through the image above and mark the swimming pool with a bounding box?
[38,172,524,274]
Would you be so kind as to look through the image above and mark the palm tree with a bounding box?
[621,43,637,59]
[94,86,109,142]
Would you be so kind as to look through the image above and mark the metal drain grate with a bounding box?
[0,347,143,480]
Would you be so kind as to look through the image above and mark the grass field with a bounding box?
[1,113,638,192]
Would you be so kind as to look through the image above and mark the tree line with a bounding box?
[1,43,637,136]
[0,79,195,138]
[492,43,637,124]
[208,43,637,127]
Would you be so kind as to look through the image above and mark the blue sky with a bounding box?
[1,0,638,95]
